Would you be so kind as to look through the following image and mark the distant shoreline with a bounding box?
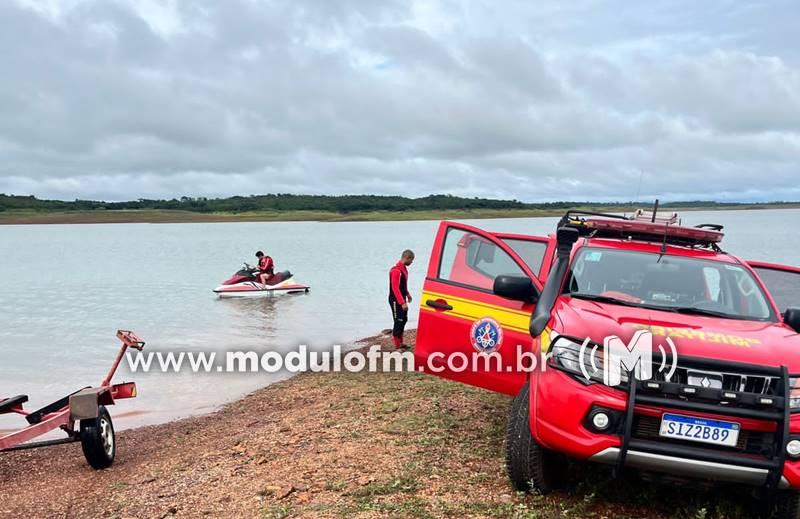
[0,203,798,225]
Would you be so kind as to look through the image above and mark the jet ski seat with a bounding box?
[0,395,28,413]
[265,271,292,286]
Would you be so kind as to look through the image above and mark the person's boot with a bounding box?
[392,336,402,349]
[398,333,411,350]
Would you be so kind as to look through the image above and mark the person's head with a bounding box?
[256,251,264,259]
[401,249,415,266]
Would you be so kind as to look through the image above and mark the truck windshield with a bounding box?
[567,248,775,321]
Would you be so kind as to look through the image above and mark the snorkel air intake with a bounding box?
[529,226,579,337]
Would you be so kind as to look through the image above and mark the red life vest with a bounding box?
[258,256,274,275]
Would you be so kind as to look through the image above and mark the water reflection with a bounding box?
[217,293,310,337]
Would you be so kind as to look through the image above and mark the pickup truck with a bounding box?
[414,211,800,518]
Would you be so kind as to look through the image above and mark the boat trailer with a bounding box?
[0,330,145,469]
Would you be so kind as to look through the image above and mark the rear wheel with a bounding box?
[80,405,115,469]
[505,383,568,493]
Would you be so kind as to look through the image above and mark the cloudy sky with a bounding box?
[1,0,799,202]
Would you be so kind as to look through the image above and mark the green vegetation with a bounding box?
[0,193,538,213]
[0,193,798,224]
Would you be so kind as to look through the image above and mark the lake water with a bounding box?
[1,209,797,430]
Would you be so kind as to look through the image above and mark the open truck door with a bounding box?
[415,221,550,395]
[749,261,800,330]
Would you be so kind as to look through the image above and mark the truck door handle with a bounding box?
[426,299,453,311]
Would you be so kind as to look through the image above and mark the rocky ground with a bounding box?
[1,331,755,518]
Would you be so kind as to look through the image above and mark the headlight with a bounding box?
[790,378,800,409]
[548,335,627,385]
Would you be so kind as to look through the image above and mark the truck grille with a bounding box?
[653,366,779,395]
[615,354,791,489]
[632,355,789,418]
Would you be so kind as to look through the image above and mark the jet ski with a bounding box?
[213,263,310,297]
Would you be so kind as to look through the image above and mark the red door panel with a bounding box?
[415,221,547,395]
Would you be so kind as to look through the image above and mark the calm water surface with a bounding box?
[0,209,797,429]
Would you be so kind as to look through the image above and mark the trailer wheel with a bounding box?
[769,491,800,519]
[80,405,115,469]
[505,383,568,493]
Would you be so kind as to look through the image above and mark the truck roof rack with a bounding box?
[557,209,725,251]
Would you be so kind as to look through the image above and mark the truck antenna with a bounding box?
[659,221,669,256]
[657,198,669,258]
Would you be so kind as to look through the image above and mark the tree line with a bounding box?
[0,193,795,214]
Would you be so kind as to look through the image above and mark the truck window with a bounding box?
[568,248,775,321]
[702,267,721,301]
[438,229,525,290]
[751,266,800,312]
[501,238,547,275]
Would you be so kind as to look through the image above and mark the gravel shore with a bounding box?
[1,331,752,518]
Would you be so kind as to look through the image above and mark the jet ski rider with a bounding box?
[255,251,275,285]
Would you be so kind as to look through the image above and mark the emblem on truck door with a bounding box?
[470,317,504,353]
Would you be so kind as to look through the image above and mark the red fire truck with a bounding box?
[415,211,800,517]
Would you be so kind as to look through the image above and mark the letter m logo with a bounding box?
[603,330,654,387]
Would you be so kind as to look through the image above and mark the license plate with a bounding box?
[659,413,740,447]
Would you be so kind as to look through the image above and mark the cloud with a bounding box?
[0,0,799,202]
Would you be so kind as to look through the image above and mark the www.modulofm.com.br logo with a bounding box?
[123,330,678,378]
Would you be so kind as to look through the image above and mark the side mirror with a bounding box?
[494,275,538,303]
[784,308,800,333]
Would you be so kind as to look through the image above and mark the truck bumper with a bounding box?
[590,447,790,488]
[532,360,800,490]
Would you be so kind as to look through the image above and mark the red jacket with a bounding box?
[389,260,409,303]
[258,256,274,275]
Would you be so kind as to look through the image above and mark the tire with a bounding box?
[505,383,568,493]
[80,405,116,469]
[769,491,800,519]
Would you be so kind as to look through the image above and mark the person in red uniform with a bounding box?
[389,249,415,349]
[255,251,275,285]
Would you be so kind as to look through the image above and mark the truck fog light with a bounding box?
[592,412,611,431]
[786,440,800,458]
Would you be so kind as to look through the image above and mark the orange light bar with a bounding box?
[581,218,723,244]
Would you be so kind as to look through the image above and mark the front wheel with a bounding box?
[505,383,568,493]
[767,491,800,519]
[80,405,116,469]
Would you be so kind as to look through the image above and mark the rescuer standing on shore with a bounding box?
[389,250,415,349]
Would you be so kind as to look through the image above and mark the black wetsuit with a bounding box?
[389,260,409,340]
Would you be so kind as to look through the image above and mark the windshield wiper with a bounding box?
[643,305,738,320]
[570,294,743,319]
[569,293,640,307]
